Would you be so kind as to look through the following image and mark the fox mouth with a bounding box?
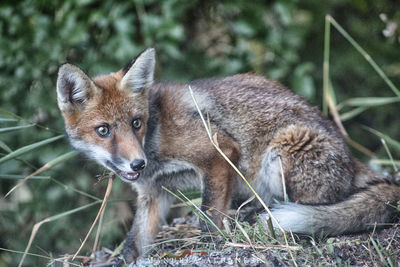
[106,161,140,182]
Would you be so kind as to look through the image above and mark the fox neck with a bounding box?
[141,83,163,158]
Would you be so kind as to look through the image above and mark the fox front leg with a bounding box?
[199,142,240,232]
[122,189,173,263]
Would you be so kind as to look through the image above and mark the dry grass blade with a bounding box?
[0,174,49,179]
[235,195,255,216]
[324,78,375,157]
[51,178,101,201]
[171,197,201,208]
[92,206,106,255]
[188,85,282,231]
[385,227,398,250]
[325,83,348,138]
[345,137,375,157]
[18,220,48,267]
[323,14,331,115]
[323,15,392,158]
[188,85,298,267]
[72,174,114,260]
[278,156,288,203]
[163,186,227,238]
[0,248,82,267]
[380,139,398,172]
[18,201,101,267]
[225,242,300,251]
[222,217,232,236]
[5,169,46,198]
[5,151,78,198]
[235,221,253,247]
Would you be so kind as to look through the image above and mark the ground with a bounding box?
[89,211,400,267]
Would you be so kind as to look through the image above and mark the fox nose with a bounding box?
[130,159,146,172]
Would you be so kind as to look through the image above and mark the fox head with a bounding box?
[56,48,155,183]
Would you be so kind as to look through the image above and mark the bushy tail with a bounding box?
[263,182,400,235]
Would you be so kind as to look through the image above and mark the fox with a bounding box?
[56,48,400,263]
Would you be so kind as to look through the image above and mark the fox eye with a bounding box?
[95,125,110,137]
[132,119,141,130]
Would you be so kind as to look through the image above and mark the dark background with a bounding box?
[1,0,399,265]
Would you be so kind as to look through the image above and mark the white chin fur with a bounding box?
[70,139,130,172]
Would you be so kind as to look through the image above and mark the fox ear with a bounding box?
[121,48,155,93]
[57,64,94,112]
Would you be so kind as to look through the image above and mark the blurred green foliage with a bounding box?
[1,0,400,265]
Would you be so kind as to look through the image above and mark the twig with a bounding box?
[92,206,106,254]
[72,174,114,260]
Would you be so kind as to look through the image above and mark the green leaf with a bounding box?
[0,108,23,121]
[0,174,50,180]
[0,140,12,152]
[363,127,400,152]
[0,135,64,165]
[328,15,400,98]
[232,20,255,37]
[339,97,400,108]
[340,107,368,121]
[327,80,337,106]
[0,118,18,122]
[44,150,79,168]
[293,75,315,99]
[0,124,34,134]
[370,159,400,167]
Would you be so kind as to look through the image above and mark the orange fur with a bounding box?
[57,49,400,264]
